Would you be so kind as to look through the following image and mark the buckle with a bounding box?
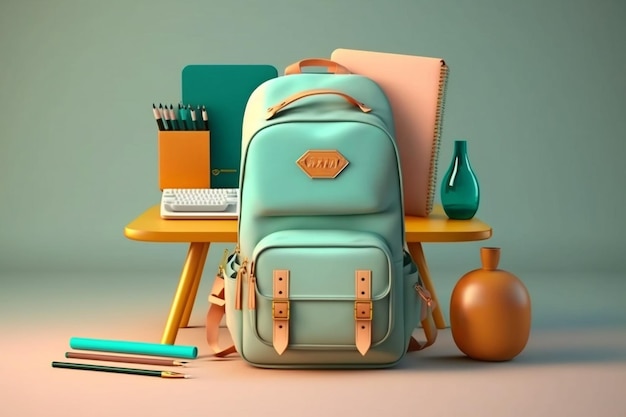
[272,301,290,319]
[208,275,225,306]
[208,294,225,307]
[354,301,372,320]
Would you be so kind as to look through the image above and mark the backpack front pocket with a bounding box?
[246,229,393,355]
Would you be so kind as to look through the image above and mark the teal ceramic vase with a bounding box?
[440,140,480,220]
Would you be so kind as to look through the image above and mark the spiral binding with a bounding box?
[426,61,450,214]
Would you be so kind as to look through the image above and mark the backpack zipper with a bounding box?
[235,258,248,310]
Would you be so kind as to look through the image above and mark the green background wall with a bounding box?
[1,0,624,278]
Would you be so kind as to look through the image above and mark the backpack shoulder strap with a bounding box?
[206,274,237,357]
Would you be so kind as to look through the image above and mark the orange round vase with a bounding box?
[450,247,531,361]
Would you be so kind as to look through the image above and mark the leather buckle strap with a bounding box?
[205,274,237,357]
[354,301,372,320]
[355,269,372,356]
[272,301,290,319]
[272,269,290,355]
[208,275,226,307]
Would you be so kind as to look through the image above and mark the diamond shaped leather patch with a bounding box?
[296,150,349,179]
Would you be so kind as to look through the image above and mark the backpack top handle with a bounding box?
[284,58,351,75]
[266,88,371,120]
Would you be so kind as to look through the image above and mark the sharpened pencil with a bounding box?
[201,105,209,130]
[189,105,198,130]
[65,352,187,367]
[168,104,179,130]
[160,103,171,130]
[52,361,190,379]
[152,103,165,131]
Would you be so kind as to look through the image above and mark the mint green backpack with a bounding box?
[206,59,437,368]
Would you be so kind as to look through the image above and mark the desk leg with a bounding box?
[161,242,208,344]
[179,242,210,328]
[407,242,447,329]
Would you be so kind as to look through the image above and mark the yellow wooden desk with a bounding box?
[124,205,492,344]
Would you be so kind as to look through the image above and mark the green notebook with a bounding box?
[181,64,278,188]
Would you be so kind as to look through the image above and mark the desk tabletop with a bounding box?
[124,205,492,243]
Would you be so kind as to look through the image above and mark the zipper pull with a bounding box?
[235,258,248,310]
[217,248,229,278]
[248,273,256,310]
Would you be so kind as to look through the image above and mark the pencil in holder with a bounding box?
[158,130,210,189]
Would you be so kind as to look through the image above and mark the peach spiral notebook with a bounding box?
[330,48,449,217]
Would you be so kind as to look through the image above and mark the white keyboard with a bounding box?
[160,188,239,219]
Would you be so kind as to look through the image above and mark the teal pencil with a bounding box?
[168,105,179,130]
[69,337,198,359]
[195,105,204,130]
[178,104,189,130]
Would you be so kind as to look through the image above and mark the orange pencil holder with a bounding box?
[158,130,211,189]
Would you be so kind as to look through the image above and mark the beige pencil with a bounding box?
[65,352,187,367]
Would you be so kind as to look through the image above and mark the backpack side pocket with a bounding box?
[403,250,422,344]
[224,253,243,352]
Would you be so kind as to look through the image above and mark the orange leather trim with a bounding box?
[266,89,371,120]
[284,58,351,76]
[205,274,237,357]
[248,274,256,310]
[272,269,290,355]
[234,259,248,310]
[296,149,349,179]
[235,267,243,310]
[208,273,226,307]
[355,270,372,355]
